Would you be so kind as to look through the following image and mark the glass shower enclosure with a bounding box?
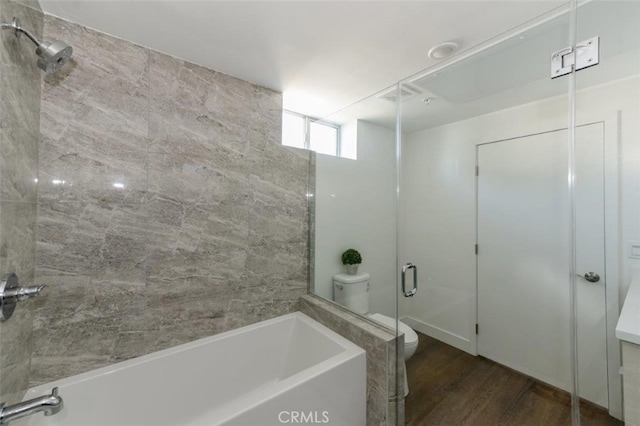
[310,0,637,424]
[398,1,637,424]
[0,0,42,406]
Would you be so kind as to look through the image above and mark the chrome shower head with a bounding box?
[1,17,73,74]
[36,40,73,74]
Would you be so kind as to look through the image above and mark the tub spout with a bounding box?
[0,387,63,425]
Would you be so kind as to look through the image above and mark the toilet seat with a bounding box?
[368,313,419,346]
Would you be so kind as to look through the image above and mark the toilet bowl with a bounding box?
[368,313,419,360]
[367,313,418,398]
[333,272,418,397]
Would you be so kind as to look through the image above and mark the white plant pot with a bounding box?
[346,264,359,275]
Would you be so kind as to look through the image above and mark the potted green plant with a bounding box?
[341,248,362,275]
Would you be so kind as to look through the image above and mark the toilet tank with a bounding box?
[333,273,370,315]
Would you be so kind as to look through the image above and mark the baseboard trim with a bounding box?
[401,316,472,354]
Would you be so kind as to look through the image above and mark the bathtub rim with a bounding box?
[25,311,365,398]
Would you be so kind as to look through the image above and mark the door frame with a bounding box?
[473,116,621,418]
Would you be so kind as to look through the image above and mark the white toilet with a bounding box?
[333,272,418,397]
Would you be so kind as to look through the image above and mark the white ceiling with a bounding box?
[39,0,566,119]
[324,0,640,133]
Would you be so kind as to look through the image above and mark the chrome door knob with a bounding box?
[582,272,600,283]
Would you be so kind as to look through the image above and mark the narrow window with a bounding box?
[282,110,340,157]
[282,112,305,149]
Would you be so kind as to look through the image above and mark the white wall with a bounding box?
[399,76,640,356]
[314,120,397,317]
[399,122,478,350]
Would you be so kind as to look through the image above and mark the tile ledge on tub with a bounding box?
[299,294,397,342]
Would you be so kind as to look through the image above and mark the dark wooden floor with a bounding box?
[405,332,622,426]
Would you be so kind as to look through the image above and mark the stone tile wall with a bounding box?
[299,294,404,426]
[0,0,42,403]
[31,15,310,385]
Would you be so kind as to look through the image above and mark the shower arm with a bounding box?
[1,18,42,47]
[0,16,73,74]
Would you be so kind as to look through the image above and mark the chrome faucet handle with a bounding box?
[0,273,47,321]
[11,285,46,302]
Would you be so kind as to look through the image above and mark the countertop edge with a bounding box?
[616,266,640,345]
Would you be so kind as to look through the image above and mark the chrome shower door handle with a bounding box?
[402,263,417,297]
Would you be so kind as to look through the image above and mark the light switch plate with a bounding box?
[628,241,640,259]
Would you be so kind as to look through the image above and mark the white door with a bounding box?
[477,123,608,408]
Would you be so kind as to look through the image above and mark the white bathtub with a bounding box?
[15,312,366,426]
